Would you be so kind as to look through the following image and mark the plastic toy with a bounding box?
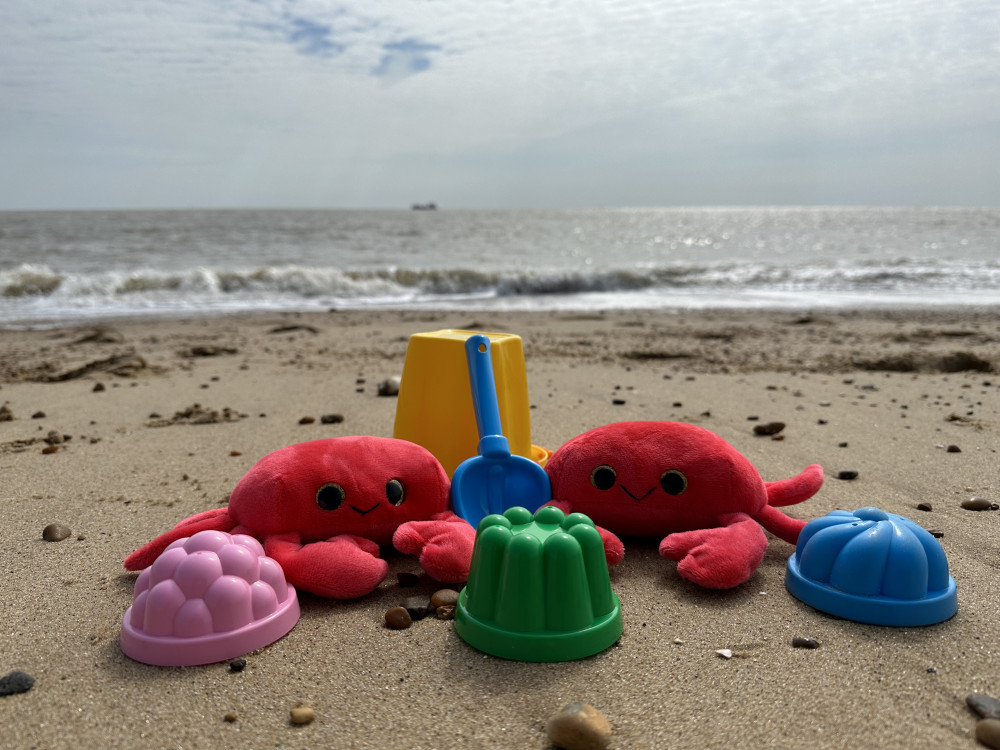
[451,335,552,526]
[125,437,476,599]
[393,329,550,477]
[120,530,300,666]
[454,506,622,662]
[785,507,958,626]
[544,421,824,589]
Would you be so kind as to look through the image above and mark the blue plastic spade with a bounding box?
[450,335,551,527]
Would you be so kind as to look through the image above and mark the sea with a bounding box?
[1,207,998,327]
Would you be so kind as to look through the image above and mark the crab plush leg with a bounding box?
[393,511,477,583]
[544,500,625,565]
[124,508,236,571]
[659,512,768,589]
[265,533,389,599]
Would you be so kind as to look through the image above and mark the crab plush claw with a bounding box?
[125,437,460,599]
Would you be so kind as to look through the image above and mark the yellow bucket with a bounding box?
[393,329,548,478]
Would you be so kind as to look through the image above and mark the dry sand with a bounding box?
[1,308,998,749]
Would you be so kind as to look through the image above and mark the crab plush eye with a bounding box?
[385,478,406,506]
[660,469,688,495]
[316,482,346,511]
[590,464,617,491]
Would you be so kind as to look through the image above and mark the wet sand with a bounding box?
[1,308,998,749]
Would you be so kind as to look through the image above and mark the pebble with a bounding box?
[41,444,60,454]
[31,411,46,419]
[929,529,945,539]
[298,416,316,425]
[962,497,998,511]
[403,596,431,620]
[223,712,237,723]
[320,413,344,424]
[377,377,401,397]
[92,382,105,392]
[397,571,420,587]
[229,658,247,673]
[836,470,859,480]
[384,606,412,629]
[968,693,1000,720]
[916,502,933,512]
[0,671,35,697]
[715,649,733,659]
[791,637,820,649]
[611,398,626,406]
[976,719,1000,750]
[838,441,848,448]
[430,589,460,608]
[753,421,785,436]
[42,523,71,542]
[946,444,962,453]
[546,702,612,750]
[436,605,456,620]
[289,706,315,725]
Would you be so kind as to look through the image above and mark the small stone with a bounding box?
[836,470,859,480]
[289,706,315,725]
[791,637,820,649]
[320,413,344,424]
[929,529,945,538]
[377,377,401,397]
[0,404,13,421]
[916,502,933,512]
[41,444,60,454]
[0,671,35,696]
[546,702,612,750]
[926,667,936,673]
[229,450,242,457]
[611,398,626,406]
[753,422,785,436]
[747,415,759,421]
[435,604,456,620]
[384,606,412,629]
[396,571,420,587]
[962,497,996,511]
[223,712,237,723]
[430,589,460,608]
[968,693,1000,720]
[42,523,71,542]
[31,411,46,419]
[403,596,431,620]
[838,442,848,448]
[715,649,733,659]
[229,658,247,673]
[946,444,962,453]
[92,382,105,392]
[298,416,316,425]
[976,719,1000,750]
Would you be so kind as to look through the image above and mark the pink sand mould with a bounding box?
[120,530,300,666]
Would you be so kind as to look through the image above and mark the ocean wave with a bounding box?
[2,259,999,324]
[3,260,999,302]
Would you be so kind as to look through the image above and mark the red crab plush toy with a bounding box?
[544,421,824,589]
[124,437,476,599]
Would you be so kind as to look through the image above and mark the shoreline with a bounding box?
[1,308,998,748]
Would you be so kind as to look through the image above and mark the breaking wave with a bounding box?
[3,258,999,324]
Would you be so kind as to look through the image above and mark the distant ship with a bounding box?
[411,202,437,211]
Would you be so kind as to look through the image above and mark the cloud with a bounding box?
[371,38,442,80]
[286,15,345,58]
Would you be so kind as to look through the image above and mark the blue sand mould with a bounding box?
[785,507,958,626]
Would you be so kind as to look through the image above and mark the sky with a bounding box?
[1,0,998,210]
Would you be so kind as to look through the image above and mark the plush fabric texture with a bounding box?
[545,421,824,589]
[124,436,465,599]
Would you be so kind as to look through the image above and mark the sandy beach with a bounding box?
[1,308,998,749]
